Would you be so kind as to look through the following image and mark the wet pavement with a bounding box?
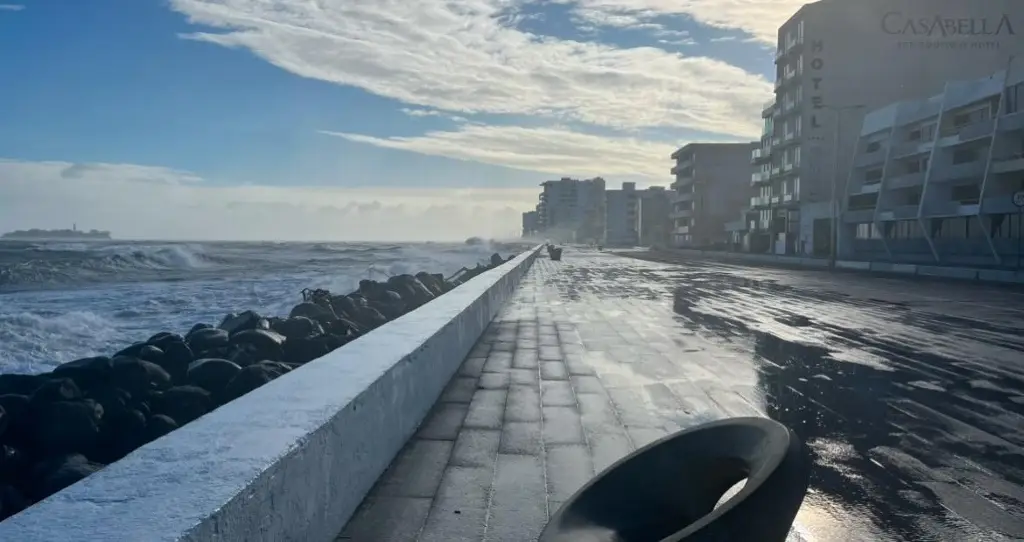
[339,248,1024,541]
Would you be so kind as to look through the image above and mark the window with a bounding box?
[865,168,884,182]
[794,146,801,166]
[865,141,882,153]
[906,157,928,173]
[991,213,1024,238]
[884,220,921,239]
[952,148,977,164]
[908,129,922,141]
[953,113,971,128]
[855,223,882,239]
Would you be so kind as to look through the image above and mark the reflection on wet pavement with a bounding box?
[577,249,1024,541]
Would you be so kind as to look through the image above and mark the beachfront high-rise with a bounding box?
[840,56,1024,266]
[757,0,1023,256]
[536,177,607,243]
[670,142,759,248]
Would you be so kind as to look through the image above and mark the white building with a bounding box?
[839,56,1024,266]
[671,142,759,248]
[605,182,639,247]
[760,0,1024,256]
[537,177,606,243]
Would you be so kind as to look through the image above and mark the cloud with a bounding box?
[323,124,679,179]
[0,4,24,10]
[558,0,805,45]
[0,158,537,241]
[168,0,770,137]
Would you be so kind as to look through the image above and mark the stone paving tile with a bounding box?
[339,253,746,541]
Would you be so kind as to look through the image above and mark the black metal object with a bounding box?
[547,244,563,261]
[539,417,810,542]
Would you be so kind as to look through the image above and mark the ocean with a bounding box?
[0,240,513,375]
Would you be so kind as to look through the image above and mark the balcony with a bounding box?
[891,140,933,159]
[771,136,782,147]
[671,175,695,189]
[998,110,1024,132]
[991,154,1024,174]
[750,196,771,207]
[751,171,771,185]
[762,100,776,117]
[725,219,746,233]
[930,160,986,182]
[782,162,795,172]
[981,195,1024,214]
[853,149,885,168]
[675,225,690,235]
[774,77,783,90]
[770,165,782,177]
[674,190,694,202]
[876,205,919,221]
[843,208,875,223]
[939,118,995,145]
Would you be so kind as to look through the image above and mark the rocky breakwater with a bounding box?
[0,252,518,522]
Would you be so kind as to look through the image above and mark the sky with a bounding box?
[0,0,798,241]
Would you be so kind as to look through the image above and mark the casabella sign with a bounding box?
[882,13,1016,37]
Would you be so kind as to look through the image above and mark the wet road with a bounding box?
[624,249,1024,541]
[341,248,1024,541]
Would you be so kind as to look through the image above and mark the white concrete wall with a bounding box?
[0,246,542,542]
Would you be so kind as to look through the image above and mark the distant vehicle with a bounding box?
[1,225,112,240]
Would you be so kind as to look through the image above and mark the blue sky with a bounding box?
[0,0,790,240]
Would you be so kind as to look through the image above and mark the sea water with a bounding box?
[0,240,505,374]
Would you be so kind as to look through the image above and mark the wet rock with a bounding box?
[0,483,30,521]
[0,374,47,397]
[218,362,290,404]
[110,357,172,396]
[153,385,212,426]
[145,414,178,442]
[289,302,336,323]
[271,316,323,341]
[219,310,268,335]
[188,323,212,335]
[186,327,230,354]
[28,453,104,502]
[230,329,285,354]
[29,378,82,407]
[155,341,194,384]
[31,400,103,455]
[51,356,112,391]
[283,334,350,365]
[146,331,183,347]
[186,359,242,396]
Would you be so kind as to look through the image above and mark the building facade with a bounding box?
[840,56,1024,267]
[759,0,1024,256]
[537,177,607,243]
[670,142,759,248]
[521,210,539,238]
[605,182,639,247]
[638,187,672,248]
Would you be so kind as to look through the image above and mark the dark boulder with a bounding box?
[271,316,323,341]
[51,356,112,391]
[188,323,212,335]
[186,359,242,396]
[283,334,350,365]
[0,482,30,521]
[109,357,172,396]
[230,329,285,354]
[219,310,269,335]
[218,362,289,404]
[289,302,336,324]
[153,386,212,426]
[29,378,82,407]
[31,400,103,455]
[145,414,179,443]
[186,327,230,354]
[0,374,47,397]
[155,341,194,384]
[146,331,183,348]
[27,453,104,502]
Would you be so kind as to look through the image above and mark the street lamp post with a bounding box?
[826,104,866,268]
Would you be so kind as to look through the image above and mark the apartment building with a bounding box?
[840,56,1024,266]
[521,210,539,238]
[536,177,607,243]
[605,182,639,247]
[638,187,672,248]
[671,142,759,248]
[761,0,1023,256]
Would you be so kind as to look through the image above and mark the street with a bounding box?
[342,248,1024,541]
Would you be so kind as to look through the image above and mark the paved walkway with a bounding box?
[338,248,1024,542]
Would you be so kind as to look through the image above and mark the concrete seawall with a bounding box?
[0,245,542,542]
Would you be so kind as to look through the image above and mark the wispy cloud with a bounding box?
[0,158,535,241]
[323,124,679,179]
[0,4,25,11]
[169,0,770,138]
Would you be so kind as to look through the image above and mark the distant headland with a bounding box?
[1,224,112,240]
